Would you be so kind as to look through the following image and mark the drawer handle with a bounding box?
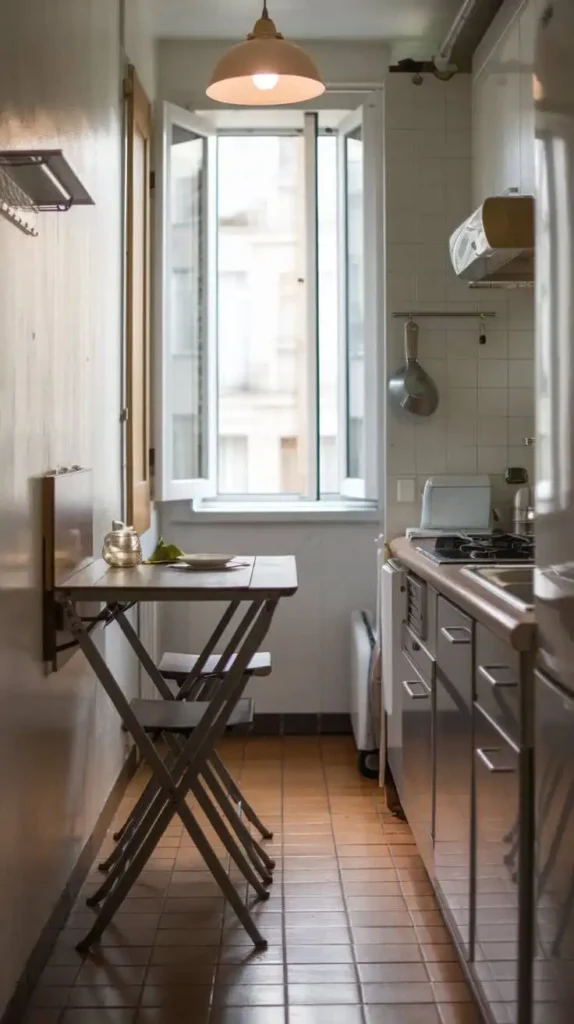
[441,625,471,645]
[402,679,429,700]
[478,665,518,689]
[476,746,515,773]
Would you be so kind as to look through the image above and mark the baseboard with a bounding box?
[1,747,139,1024]
[251,713,352,735]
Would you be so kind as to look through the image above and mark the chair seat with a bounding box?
[159,650,272,682]
[131,697,254,733]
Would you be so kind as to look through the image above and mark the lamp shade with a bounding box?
[206,8,325,106]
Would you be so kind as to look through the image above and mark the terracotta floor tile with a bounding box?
[209,1010,286,1024]
[343,881,401,896]
[285,946,355,964]
[75,964,147,987]
[361,981,435,1003]
[24,737,481,1024]
[284,896,345,911]
[353,945,423,964]
[285,926,350,945]
[61,1012,136,1024]
[365,1007,441,1024]
[211,984,285,1005]
[349,911,412,928]
[139,984,212,1008]
[358,963,428,983]
[287,983,361,1004]
[351,926,418,944]
[287,964,357,984]
[67,986,141,1008]
[29,987,70,1009]
[215,963,284,985]
[24,1012,62,1024]
[420,944,460,962]
[217,945,285,965]
[39,965,80,986]
[432,981,473,1002]
[288,1007,363,1024]
[426,960,466,983]
[145,963,217,985]
[153,929,221,947]
[437,1005,483,1024]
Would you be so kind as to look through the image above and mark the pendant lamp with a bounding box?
[206,2,326,106]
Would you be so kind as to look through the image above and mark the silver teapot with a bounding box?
[102,520,143,568]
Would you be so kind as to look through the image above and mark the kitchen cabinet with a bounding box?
[475,623,521,745]
[473,702,523,1024]
[401,612,436,873]
[533,669,574,1024]
[434,596,473,955]
[472,0,542,205]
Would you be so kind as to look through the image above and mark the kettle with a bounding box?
[102,520,143,568]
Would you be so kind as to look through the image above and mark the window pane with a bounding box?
[345,126,364,480]
[318,134,339,494]
[169,125,205,480]
[216,135,308,496]
[219,435,248,494]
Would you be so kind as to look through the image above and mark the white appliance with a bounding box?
[420,474,491,532]
[381,557,407,798]
[449,194,534,284]
[349,609,378,778]
[533,6,574,1022]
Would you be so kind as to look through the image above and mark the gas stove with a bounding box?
[415,532,534,565]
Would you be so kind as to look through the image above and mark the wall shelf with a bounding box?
[0,149,94,236]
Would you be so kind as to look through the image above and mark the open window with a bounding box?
[155,97,383,507]
[338,96,383,500]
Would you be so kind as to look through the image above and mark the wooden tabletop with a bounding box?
[55,556,298,602]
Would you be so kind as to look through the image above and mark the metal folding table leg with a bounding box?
[63,598,278,951]
[210,750,274,840]
[201,761,275,874]
[112,603,274,854]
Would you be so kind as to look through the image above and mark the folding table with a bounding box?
[55,555,297,952]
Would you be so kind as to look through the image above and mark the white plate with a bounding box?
[176,553,236,570]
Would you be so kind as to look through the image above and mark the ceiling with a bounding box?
[152,0,462,44]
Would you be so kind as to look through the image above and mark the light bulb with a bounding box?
[252,73,279,91]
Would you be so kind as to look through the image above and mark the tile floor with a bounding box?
[26,736,481,1024]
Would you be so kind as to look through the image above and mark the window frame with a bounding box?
[337,95,383,501]
[155,97,383,509]
[154,102,218,501]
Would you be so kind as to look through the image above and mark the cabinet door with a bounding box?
[434,597,473,954]
[534,670,574,1023]
[473,705,521,1024]
[401,675,433,873]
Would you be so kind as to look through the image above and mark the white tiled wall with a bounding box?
[383,73,535,538]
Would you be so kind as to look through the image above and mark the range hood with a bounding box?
[449,195,534,285]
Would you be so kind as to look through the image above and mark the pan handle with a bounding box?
[405,318,419,362]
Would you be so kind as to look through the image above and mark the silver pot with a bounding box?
[102,520,143,568]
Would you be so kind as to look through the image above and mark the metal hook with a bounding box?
[479,314,487,345]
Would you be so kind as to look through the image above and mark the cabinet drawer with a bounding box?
[402,622,435,688]
[475,623,520,745]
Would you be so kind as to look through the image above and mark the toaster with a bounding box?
[420,475,492,532]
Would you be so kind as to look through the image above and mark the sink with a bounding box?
[461,564,534,611]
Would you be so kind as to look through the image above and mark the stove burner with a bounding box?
[419,532,534,564]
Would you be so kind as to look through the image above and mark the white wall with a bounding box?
[0,0,155,1014]
[383,72,535,538]
[159,506,378,713]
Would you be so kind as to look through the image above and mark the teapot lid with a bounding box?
[111,520,136,533]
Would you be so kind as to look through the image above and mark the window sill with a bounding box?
[167,499,381,525]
